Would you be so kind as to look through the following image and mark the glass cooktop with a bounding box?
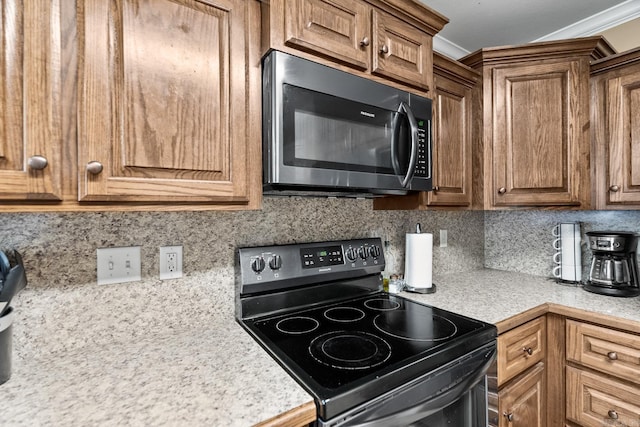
[245,292,493,391]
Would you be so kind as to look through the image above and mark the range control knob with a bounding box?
[269,254,282,270]
[369,245,381,258]
[358,246,368,260]
[346,247,358,262]
[251,256,266,273]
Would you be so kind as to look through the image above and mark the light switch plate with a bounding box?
[97,246,142,285]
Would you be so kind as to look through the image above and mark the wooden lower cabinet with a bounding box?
[566,366,640,427]
[565,319,640,427]
[497,362,546,427]
[490,317,547,427]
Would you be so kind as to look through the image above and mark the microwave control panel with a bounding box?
[414,119,430,178]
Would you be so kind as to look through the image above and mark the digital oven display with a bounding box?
[300,246,344,269]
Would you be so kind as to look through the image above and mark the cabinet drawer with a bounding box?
[498,317,546,387]
[566,365,640,427]
[566,319,640,384]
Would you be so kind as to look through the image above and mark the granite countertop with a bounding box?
[2,269,639,426]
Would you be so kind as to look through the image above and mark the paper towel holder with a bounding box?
[404,223,437,294]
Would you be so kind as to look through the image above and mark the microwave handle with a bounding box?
[398,102,419,188]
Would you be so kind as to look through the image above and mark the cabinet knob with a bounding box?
[498,187,507,194]
[28,155,48,170]
[609,185,620,192]
[503,412,514,422]
[379,44,389,55]
[523,347,533,356]
[608,409,618,420]
[433,186,439,192]
[359,37,370,47]
[86,161,103,175]
[607,351,618,360]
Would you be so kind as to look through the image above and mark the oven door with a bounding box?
[317,342,496,427]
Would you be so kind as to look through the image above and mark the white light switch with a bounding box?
[97,246,142,285]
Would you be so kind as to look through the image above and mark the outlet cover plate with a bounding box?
[160,245,183,280]
[97,246,142,285]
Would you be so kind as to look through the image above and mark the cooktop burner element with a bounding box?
[374,311,457,341]
[364,298,401,311]
[309,331,392,370]
[276,316,319,335]
[324,307,365,322]
[236,238,497,424]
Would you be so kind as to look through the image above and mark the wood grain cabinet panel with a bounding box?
[566,366,640,427]
[461,37,614,209]
[266,0,447,93]
[566,319,640,385]
[0,0,63,201]
[78,0,254,203]
[591,48,640,208]
[498,362,545,427]
[498,317,546,387]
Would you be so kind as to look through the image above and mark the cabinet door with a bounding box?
[78,0,252,203]
[372,9,431,90]
[428,74,473,207]
[566,366,640,427]
[492,60,586,207]
[499,363,545,427]
[284,0,370,70]
[498,317,546,387]
[606,69,640,204]
[0,0,62,201]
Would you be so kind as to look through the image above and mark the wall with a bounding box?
[0,197,484,359]
[484,210,640,279]
[599,17,640,52]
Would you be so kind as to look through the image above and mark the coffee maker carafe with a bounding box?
[585,231,640,297]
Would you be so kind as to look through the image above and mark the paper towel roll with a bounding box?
[405,233,433,291]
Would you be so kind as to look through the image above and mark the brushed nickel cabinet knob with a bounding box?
[28,155,48,170]
[504,412,514,422]
[609,185,620,192]
[379,44,389,54]
[86,161,103,175]
[360,37,369,47]
[607,351,618,360]
[608,409,618,419]
[498,187,507,194]
[523,347,533,356]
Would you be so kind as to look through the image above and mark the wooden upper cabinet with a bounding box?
[371,9,431,89]
[462,37,615,209]
[78,0,256,204]
[284,0,370,70]
[266,0,447,93]
[591,48,640,208]
[0,0,63,201]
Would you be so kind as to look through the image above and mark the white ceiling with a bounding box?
[421,0,640,58]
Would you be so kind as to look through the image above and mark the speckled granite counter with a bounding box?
[2,268,639,426]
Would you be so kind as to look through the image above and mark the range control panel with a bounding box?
[238,238,385,293]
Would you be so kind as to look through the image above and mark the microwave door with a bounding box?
[391,102,419,188]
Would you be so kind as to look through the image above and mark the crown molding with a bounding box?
[533,0,640,42]
[433,34,471,59]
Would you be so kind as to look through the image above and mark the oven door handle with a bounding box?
[391,102,418,188]
[349,348,495,427]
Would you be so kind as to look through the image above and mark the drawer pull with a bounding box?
[608,409,618,419]
[523,347,533,356]
[503,412,514,422]
[607,351,618,360]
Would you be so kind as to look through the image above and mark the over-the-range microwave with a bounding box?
[262,50,433,197]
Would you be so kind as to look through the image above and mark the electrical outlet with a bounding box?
[160,246,183,280]
[440,230,448,248]
[97,246,142,285]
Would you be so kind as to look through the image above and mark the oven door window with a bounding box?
[282,84,410,176]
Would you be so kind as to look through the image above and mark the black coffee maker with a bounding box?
[585,231,640,297]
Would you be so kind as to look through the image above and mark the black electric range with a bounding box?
[236,238,496,425]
